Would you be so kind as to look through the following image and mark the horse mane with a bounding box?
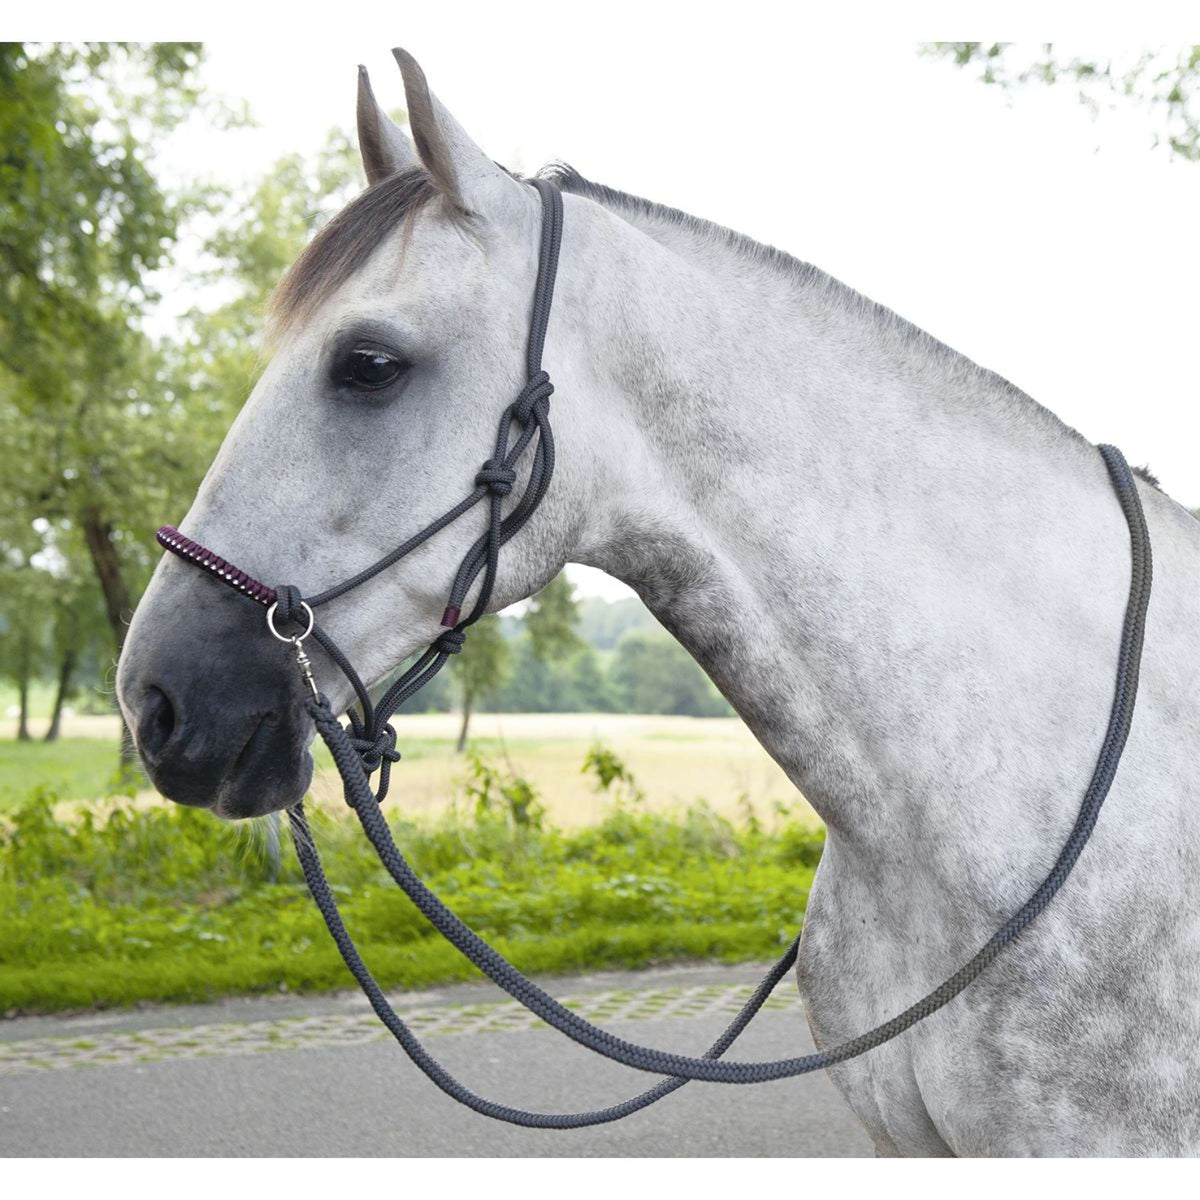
[267,158,1114,475]
[540,162,1096,457]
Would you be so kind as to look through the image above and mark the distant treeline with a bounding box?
[400,596,734,718]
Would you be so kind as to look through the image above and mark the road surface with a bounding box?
[0,961,871,1156]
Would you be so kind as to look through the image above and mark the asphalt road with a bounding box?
[0,963,872,1157]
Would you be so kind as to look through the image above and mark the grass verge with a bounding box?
[0,766,822,1014]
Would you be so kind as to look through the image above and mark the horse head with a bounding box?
[117,51,611,817]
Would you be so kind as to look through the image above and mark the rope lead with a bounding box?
[287,443,1151,1124]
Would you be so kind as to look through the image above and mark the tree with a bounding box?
[483,635,614,713]
[610,630,733,717]
[576,595,659,650]
[523,572,584,663]
[40,525,108,742]
[925,43,1200,161]
[451,572,583,744]
[1,44,367,766]
[0,44,208,760]
[0,559,55,740]
[450,616,512,752]
[186,128,361,392]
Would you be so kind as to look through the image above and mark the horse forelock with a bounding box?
[267,167,441,343]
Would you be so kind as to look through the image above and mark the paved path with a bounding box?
[0,962,871,1157]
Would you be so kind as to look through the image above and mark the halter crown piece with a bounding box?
[157,179,1153,1129]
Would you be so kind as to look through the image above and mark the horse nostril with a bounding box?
[139,685,177,758]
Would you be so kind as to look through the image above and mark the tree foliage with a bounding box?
[0,43,208,751]
[926,43,1200,161]
[450,573,588,746]
[450,616,513,750]
[610,631,732,718]
[485,632,615,714]
[523,572,584,663]
[0,44,363,748]
[0,43,203,385]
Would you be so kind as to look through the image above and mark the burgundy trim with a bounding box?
[156,526,277,606]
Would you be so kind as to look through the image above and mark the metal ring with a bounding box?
[266,600,314,643]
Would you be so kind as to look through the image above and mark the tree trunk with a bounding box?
[82,507,134,652]
[16,671,31,741]
[456,693,474,753]
[44,646,77,742]
[82,506,137,765]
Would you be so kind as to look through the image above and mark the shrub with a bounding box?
[0,752,823,1014]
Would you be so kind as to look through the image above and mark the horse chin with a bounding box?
[210,748,315,821]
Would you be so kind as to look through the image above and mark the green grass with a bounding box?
[0,777,822,1014]
[0,739,141,809]
[0,735,536,810]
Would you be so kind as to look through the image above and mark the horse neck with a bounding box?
[561,197,1145,848]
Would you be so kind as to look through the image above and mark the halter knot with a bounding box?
[475,460,517,497]
[349,723,401,775]
[435,628,467,655]
[274,584,306,628]
[511,371,553,426]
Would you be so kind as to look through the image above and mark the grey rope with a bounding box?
[289,800,797,1128]
[283,442,1151,1119]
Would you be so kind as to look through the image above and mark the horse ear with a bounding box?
[357,65,418,184]
[391,47,522,215]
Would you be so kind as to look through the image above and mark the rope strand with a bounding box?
[299,448,1150,1095]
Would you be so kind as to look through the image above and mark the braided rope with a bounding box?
[288,443,1150,1117]
[288,801,797,1128]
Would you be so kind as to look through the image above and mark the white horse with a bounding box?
[117,49,1200,1155]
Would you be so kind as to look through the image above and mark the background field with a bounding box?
[0,710,818,829]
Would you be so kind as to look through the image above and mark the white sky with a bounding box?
[29,7,1200,600]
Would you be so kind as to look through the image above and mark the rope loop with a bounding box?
[349,723,401,776]
[475,460,517,496]
[435,628,467,656]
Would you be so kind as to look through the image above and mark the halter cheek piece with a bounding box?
[157,178,1154,1129]
[159,179,562,800]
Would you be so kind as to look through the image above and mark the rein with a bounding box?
[157,179,1154,1128]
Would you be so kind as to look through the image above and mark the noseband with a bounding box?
[157,178,1154,1128]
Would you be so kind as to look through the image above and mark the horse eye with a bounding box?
[341,347,407,391]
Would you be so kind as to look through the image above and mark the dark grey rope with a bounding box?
[266,179,562,799]
[285,442,1151,1120]
[288,801,797,1128]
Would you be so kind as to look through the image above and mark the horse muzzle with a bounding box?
[117,565,315,819]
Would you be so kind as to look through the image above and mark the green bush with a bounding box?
[0,752,823,1014]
